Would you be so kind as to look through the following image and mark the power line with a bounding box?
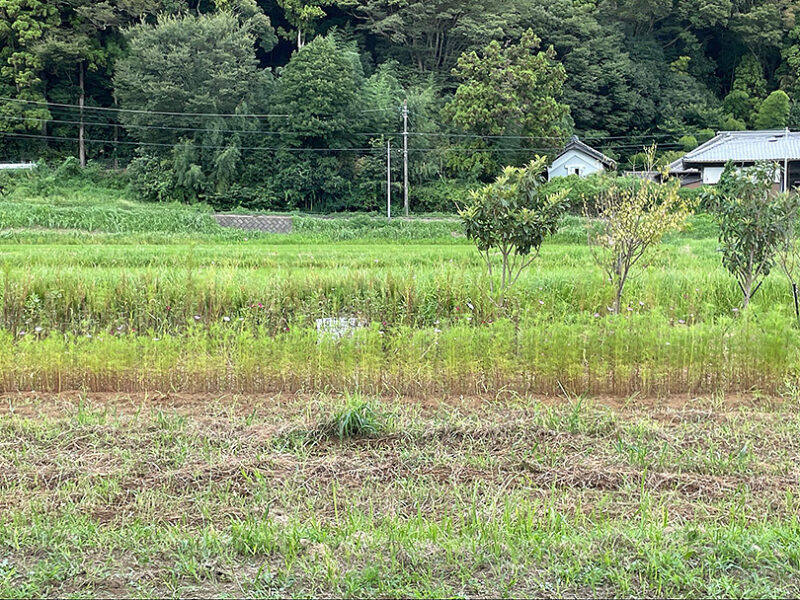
[0,96,398,119]
[1,131,683,154]
[2,114,404,138]
[0,131,385,152]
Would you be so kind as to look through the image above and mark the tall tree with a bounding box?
[276,0,339,49]
[443,30,570,178]
[345,0,528,74]
[115,11,273,201]
[0,0,59,152]
[271,33,368,210]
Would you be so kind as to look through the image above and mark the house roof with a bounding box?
[557,135,617,169]
[670,130,800,172]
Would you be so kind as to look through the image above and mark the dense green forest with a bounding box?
[1,0,798,212]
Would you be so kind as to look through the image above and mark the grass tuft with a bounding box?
[322,394,391,440]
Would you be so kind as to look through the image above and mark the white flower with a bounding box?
[34,326,42,333]
[223,316,231,322]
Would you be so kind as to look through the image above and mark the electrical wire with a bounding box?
[0,96,398,119]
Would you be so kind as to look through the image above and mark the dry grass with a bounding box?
[2,391,800,597]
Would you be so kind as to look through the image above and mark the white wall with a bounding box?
[548,149,605,179]
[702,166,725,184]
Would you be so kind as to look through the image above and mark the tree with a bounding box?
[731,54,767,123]
[445,30,568,138]
[271,34,368,211]
[708,162,791,309]
[443,30,569,179]
[754,90,790,129]
[723,89,751,123]
[277,0,339,49]
[588,151,692,313]
[523,0,649,137]
[460,157,568,305]
[345,0,528,74]
[114,12,272,202]
[0,0,59,149]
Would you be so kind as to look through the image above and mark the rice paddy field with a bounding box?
[3,174,800,597]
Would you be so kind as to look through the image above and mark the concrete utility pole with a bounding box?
[403,99,409,217]
[78,62,86,168]
[387,140,392,220]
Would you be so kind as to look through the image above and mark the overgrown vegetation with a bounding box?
[3,0,799,211]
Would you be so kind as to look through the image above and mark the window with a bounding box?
[570,167,582,176]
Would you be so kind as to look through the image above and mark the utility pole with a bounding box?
[402,99,409,217]
[387,140,392,220]
[78,61,86,168]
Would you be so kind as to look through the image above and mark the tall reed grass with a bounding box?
[1,312,796,395]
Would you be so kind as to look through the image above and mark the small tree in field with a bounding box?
[777,200,800,325]
[460,156,568,305]
[589,162,692,314]
[709,162,794,309]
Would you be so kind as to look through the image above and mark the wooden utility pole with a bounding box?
[387,140,392,220]
[403,99,409,216]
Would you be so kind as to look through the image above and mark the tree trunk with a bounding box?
[793,282,799,327]
[78,62,86,168]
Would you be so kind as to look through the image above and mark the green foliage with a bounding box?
[461,157,568,298]
[4,0,800,211]
[755,90,791,129]
[113,12,271,203]
[707,162,797,308]
[444,30,569,139]
[679,135,698,152]
[322,394,390,439]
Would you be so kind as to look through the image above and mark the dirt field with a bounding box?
[2,391,800,597]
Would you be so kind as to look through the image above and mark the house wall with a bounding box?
[548,150,606,179]
[685,162,790,190]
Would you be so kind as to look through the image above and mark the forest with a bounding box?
[1,0,798,212]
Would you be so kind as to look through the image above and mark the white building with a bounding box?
[548,136,616,179]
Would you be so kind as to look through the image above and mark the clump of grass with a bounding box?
[321,394,391,439]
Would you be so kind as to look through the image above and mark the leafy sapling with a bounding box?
[708,162,794,309]
[588,149,692,314]
[460,156,568,306]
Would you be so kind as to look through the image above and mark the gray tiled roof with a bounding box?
[560,135,617,168]
[671,130,800,171]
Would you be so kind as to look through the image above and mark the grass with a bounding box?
[5,173,800,596]
[2,391,800,598]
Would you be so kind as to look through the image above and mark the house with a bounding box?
[668,129,800,191]
[548,136,616,179]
